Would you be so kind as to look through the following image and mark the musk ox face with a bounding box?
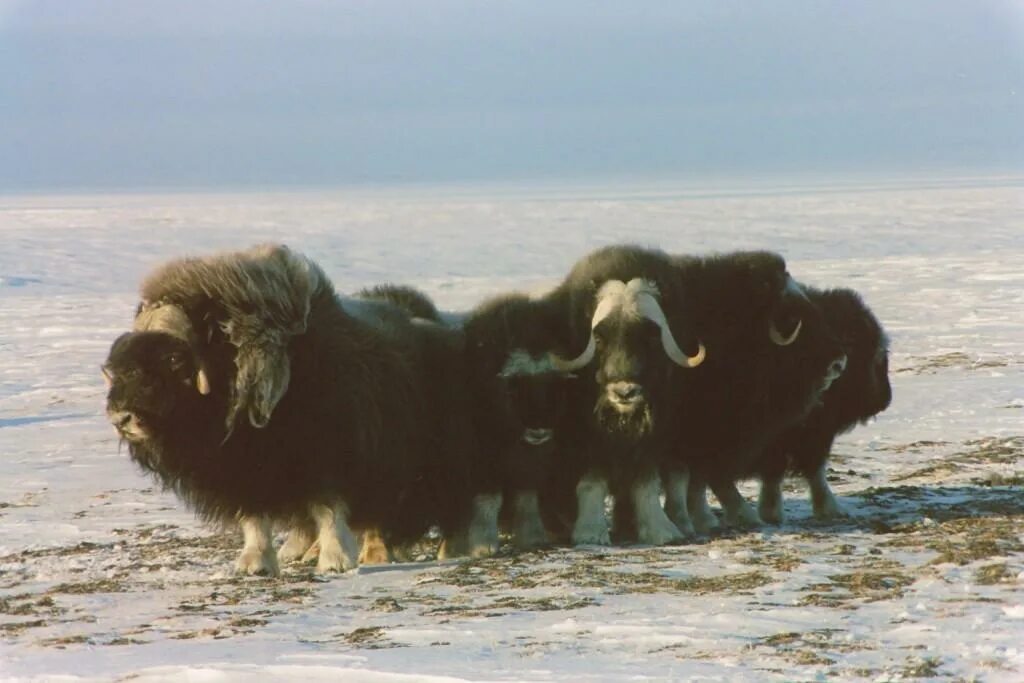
[103,331,213,445]
[497,350,574,446]
[553,277,705,438]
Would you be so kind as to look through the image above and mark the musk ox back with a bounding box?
[103,244,475,576]
[544,245,706,547]
[664,251,848,531]
[755,285,892,523]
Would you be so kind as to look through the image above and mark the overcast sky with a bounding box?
[1,1,1022,191]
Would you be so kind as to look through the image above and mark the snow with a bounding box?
[1,178,1023,681]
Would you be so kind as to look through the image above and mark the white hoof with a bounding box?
[724,499,763,528]
[235,547,279,577]
[758,479,785,525]
[572,521,611,546]
[636,513,685,545]
[277,526,316,564]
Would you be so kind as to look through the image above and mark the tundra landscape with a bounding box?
[1,178,1022,681]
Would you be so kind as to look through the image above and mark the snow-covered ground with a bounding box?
[1,178,1023,682]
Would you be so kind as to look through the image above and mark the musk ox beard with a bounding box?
[103,244,476,576]
[753,285,892,523]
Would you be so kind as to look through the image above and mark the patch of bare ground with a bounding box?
[436,556,774,596]
[895,351,1010,375]
[893,436,1024,481]
[747,629,875,670]
[881,515,1024,566]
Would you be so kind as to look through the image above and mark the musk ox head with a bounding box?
[553,276,704,437]
[104,330,216,447]
[817,287,892,422]
[497,349,575,446]
[465,294,575,447]
[128,244,323,433]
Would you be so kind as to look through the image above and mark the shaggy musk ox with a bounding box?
[544,245,707,546]
[462,293,579,550]
[754,286,891,523]
[103,245,476,576]
[662,251,848,533]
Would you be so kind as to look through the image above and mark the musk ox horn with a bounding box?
[768,276,807,347]
[769,318,802,346]
[134,302,212,395]
[549,280,629,372]
[632,288,706,369]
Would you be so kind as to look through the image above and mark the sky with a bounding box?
[1,0,1022,192]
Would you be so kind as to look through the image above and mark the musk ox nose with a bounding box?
[109,411,133,429]
[608,381,644,405]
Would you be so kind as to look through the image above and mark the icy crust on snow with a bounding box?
[1,180,1022,682]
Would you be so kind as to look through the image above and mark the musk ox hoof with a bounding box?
[812,494,848,520]
[724,500,763,529]
[572,522,611,546]
[278,531,316,564]
[316,544,358,573]
[636,516,686,546]
[514,520,551,551]
[665,509,696,538]
[758,499,785,525]
[299,541,321,564]
[690,507,720,535]
[358,536,391,565]
[235,548,280,577]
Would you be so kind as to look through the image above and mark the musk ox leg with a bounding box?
[686,478,721,535]
[358,528,392,565]
[513,490,551,550]
[467,492,502,557]
[438,493,502,559]
[712,481,763,528]
[572,473,611,546]
[758,474,786,525]
[808,465,847,519]
[663,468,696,537]
[633,471,685,545]
[278,517,318,564]
[235,515,280,577]
[309,502,359,573]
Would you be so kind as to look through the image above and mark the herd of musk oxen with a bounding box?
[102,243,891,576]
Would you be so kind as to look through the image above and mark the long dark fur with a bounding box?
[356,283,442,322]
[546,245,691,484]
[543,245,694,542]
[104,245,474,550]
[666,251,847,521]
[755,286,891,500]
[462,293,579,544]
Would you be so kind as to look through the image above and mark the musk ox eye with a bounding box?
[166,352,188,371]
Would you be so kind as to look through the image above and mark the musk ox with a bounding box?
[662,251,848,533]
[461,293,579,550]
[754,286,891,523]
[544,245,707,546]
[103,244,476,575]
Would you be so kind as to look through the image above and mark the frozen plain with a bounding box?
[1,178,1023,681]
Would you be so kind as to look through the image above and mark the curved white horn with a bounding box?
[549,280,628,372]
[769,318,802,346]
[633,291,705,369]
